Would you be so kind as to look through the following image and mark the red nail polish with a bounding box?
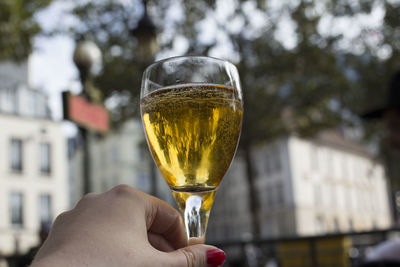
[207,248,226,266]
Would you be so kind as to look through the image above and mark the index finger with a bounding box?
[145,195,188,250]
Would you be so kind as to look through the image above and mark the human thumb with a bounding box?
[168,244,226,267]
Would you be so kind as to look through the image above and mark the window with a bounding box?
[348,219,354,231]
[111,146,119,163]
[264,152,271,175]
[138,172,149,191]
[327,151,334,174]
[334,218,340,232]
[331,186,337,207]
[316,215,325,234]
[271,147,281,172]
[267,187,275,207]
[314,184,321,206]
[138,144,148,159]
[40,143,51,174]
[276,183,285,205]
[39,194,52,225]
[310,146,319,170]
[10,139,23,171]
[9,192,24,227]
[345,188,352,210]
[6,88,18,113]
[341,157,348,179]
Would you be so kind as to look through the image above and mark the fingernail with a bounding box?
[207,248,226,266]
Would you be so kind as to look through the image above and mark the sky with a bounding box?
[31,1,88,136]
[31,35,77,117]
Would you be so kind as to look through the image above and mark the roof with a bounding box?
[311,130,373,159]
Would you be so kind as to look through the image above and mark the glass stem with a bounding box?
[172,188,217,243]
[184,195,206,239]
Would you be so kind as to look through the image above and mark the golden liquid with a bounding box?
[141,84,243,191]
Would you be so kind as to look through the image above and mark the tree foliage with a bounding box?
[0,0,52,61]
[65,0,399,141]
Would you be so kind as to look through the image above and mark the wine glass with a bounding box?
[140,56,243,243]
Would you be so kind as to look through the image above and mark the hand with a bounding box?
[31,185,226,267]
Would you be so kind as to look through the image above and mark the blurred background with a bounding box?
[0,0,400,266]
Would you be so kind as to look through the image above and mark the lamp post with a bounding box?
[130,0,159,62]
[73,39,102,102]
[73,39,102,195]
[131,0,159,197]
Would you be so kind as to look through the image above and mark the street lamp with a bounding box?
[73,39,102,195]
[73,39,102,102]
[131,0,159,197]
[130,0,159,62]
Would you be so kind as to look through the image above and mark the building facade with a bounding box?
[0,61,69,255]
[69,119,172,206]
[207,131,392,242]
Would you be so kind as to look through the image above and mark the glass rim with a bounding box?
[144,55,237,73]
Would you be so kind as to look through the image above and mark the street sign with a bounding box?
[62,91,109,132]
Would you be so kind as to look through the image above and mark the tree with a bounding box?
[66,0,400,236]
[0,0,53,61]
